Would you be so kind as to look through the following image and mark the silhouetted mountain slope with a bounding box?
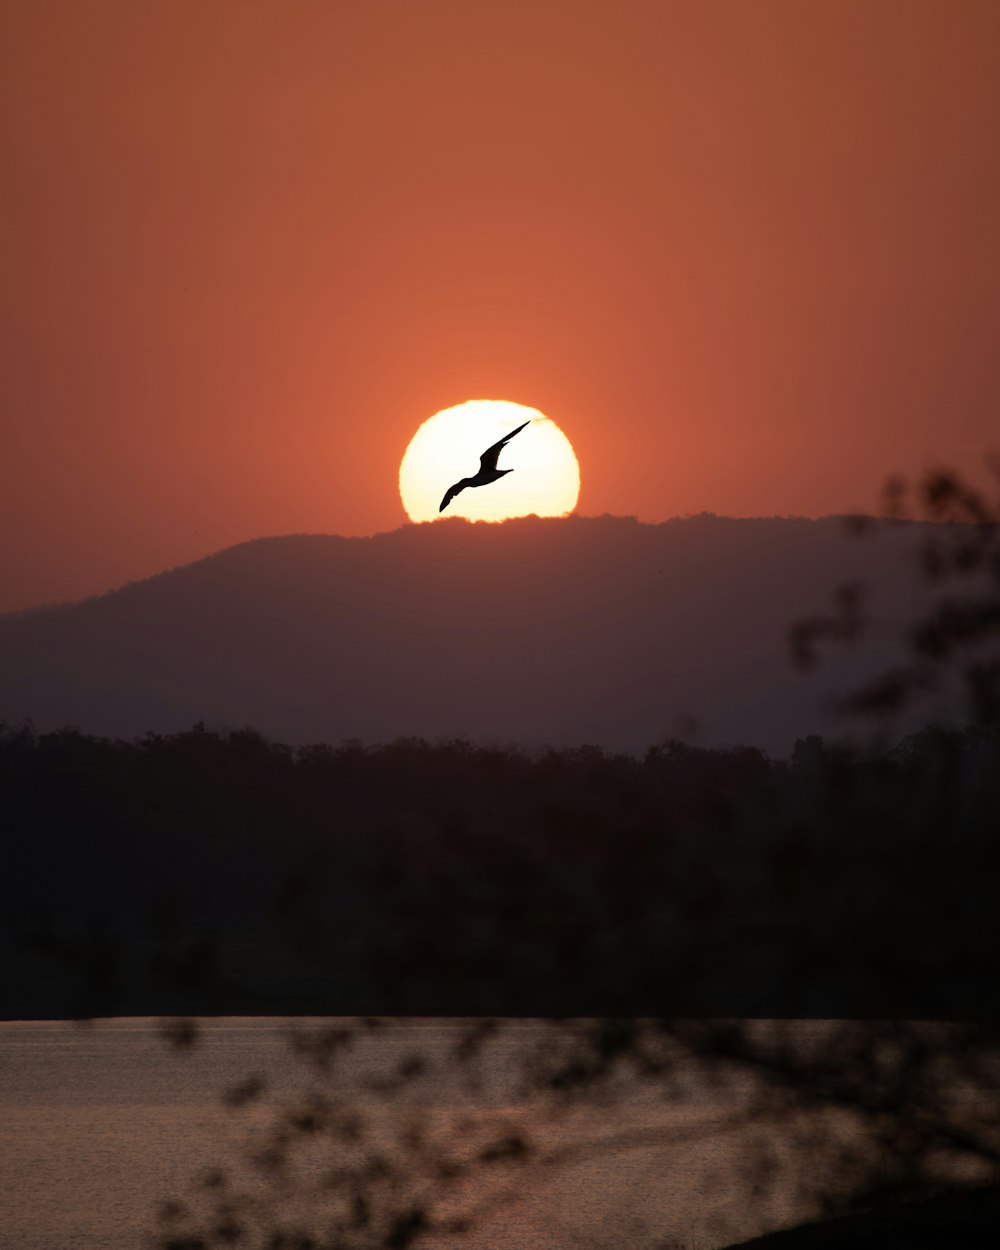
[0,514,931,754]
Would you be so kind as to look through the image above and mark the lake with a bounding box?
[1,1017,981,1250]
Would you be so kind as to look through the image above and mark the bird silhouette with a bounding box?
[439,419,531,513]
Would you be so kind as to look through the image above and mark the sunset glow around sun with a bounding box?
[399,401,580,523]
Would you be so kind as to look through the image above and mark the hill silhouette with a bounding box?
[3,490,999,1021]
[0,513,932,755]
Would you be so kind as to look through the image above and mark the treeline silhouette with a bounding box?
[4,716,999,1018]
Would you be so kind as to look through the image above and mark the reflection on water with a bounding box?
[0,1019,291,1250]
[1,1018,990,1250]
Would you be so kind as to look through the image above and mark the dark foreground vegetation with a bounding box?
[728,1184,1000,1249]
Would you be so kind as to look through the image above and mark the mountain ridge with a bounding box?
[0,513,871,619]
[0,513,931,754]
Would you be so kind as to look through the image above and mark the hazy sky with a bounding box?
[3,0,1000,611]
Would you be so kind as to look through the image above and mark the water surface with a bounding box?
[0,1017,896,1250]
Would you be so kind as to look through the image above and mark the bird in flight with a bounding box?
[439,419,531,513]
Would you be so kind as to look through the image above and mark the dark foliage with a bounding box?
[2,712,1000,1018]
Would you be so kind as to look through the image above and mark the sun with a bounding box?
[399,400,580,523]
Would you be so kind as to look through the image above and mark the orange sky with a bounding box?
[2,0,1000,612]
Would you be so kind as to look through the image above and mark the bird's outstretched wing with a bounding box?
[479,419,530,473]
[439,478,467,513]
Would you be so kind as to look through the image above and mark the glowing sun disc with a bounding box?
[399,400,580,523]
